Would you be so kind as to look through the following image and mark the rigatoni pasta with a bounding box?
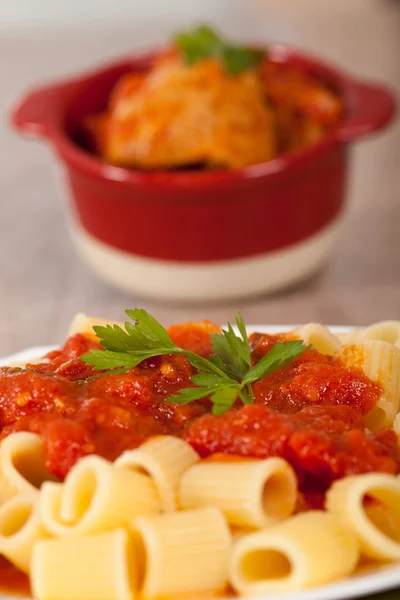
[179,457,297,528]
[230,511,359,596]
[116,436,199,511]
[339,341,400,430]
[341,321,400,349]
[68,313,124,338]
[0,493,49,573]
[40,455,161,536]
[294,323,342,355]
[336,328,364,345]
[31,529,135,600]
[0,432,56,505]
[393,413,400,436]
[326,473,400,561]
[131,507,231,598]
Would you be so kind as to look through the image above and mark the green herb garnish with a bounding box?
[80,309,307,415]
[174,25,265,75]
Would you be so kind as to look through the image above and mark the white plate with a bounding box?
[1,326,399,600]
[0,346,55,367]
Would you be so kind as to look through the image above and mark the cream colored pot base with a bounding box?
[70,218,343,301]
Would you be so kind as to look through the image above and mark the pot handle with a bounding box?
[11,84,63,139]
[336,80,397,143]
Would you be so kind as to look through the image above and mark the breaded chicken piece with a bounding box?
[101,53,276,169]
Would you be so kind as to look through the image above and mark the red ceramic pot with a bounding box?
[11,46,396,301]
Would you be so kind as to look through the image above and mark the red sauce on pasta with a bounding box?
[0,557,30,596]
[0,327,397,496]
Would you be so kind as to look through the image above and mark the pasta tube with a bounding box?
[131,507,231,598]
[0,493,49,573]
[40,455,160,536]
[179,457,297,528]
[294,323,341,355]
[230,511,359,596]
[339,341,400,430]
[393,413,400,436]
[0,432,55,505]
[116,436,199,511]
[31,529,135,600]
[326,473,400,561]
[336,329,364,345]
[68,313,124,338]
[348,321,400,349]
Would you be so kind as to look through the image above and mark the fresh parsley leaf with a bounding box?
[242,340,307,386]
[80,349,137,371]
[239,384,255,405]
[238,388,251,405]
[210,331,246,379]
[80,348,177,372]
[175,25,224,66]
[168,376,240,412]
[79,308,307,416]
[81,309,226,380]
[222,46,265,75]
[183,351,227,377]
[210,312,251,379]
[174,25,265,75]
[226,321,251,369]
[124,309,175,347]
[190,373,231,387]
[167,387,215,404]
[82,309,181,376]
[92,324,138,352]
[247,384,255,403]
[93,310,176,354]
[211,387,239,416]
[208,354,228,372]
[235,313,251,366]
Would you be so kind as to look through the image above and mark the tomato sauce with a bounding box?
[0,327,397,493]
[0,556,30,596]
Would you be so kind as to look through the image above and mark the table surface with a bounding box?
[1,0,400,356]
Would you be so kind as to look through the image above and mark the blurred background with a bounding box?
[1,0,399,354]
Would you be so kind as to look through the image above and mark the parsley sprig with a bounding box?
[174,25,265,76]
[80,309,307,415]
